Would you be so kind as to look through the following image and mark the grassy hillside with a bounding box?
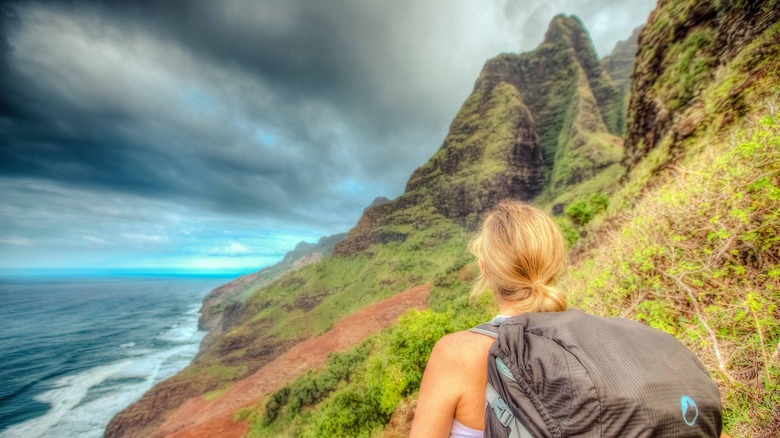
[106,203,474,437]
[565,112,780,437]
[246,109,779,438]
[109,2,779,437]
[237,2,780,437]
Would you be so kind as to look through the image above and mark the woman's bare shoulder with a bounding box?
[430,330,494,365]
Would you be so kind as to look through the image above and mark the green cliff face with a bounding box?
[108,15,641,438]
[624,0,780,172]
[601,26,642,137]
[336,15,632,256]
[110,5,780,437]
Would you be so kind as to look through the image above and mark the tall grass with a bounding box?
[562,112,780,437]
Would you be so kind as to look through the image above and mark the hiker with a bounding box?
[410,200,725,437]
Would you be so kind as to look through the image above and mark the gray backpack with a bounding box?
[469,309,722,437]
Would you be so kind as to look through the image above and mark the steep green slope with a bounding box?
[199,233,346,340]
[244,2,780,438]
[564,114,780,438]
[108,3,780,436]
[624,0,780,173]
[108,14,639,438]
[402,15,628,230]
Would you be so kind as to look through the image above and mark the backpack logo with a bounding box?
[680,396,699,426]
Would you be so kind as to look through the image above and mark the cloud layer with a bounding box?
[0,0,655,272]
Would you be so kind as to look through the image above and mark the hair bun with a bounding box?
[468,200,568,313]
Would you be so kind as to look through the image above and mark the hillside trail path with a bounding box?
[155,283,431,438]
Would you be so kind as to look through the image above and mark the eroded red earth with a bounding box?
[154,284,431,438]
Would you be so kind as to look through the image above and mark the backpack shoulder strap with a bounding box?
[485,383,534,438]
[468,315,512,339]
[468,322,499,339]
[470,316,536,438]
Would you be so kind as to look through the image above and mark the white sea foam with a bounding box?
[1,328,206,438]
[156,324,198,343]
[0,277,222,438]
[155,311,201,343]
[0,361,130,438]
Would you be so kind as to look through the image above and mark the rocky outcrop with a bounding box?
[336,15,628,255]
[108,233,344,438]
[601,26,641,90]
[198,232,345,333]
[333,199,408,256]
[624,0,780,170]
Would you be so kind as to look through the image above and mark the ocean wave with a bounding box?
[0,333,203,437]
[0,277,223,438]
[0,361,130,438]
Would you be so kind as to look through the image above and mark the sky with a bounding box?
[0,0,656,276]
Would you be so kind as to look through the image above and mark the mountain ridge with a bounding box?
[108,3,780,436]
[108,14,635,437]
[335,14,632,257]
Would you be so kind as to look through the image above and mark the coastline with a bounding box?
[0,276,229,438]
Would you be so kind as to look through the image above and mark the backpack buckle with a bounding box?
[486,384,515,427]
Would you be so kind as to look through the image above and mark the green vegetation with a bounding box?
[245,305,489,437]
[134,4,779,438]
[169,202,473,399]
[562,114,780,437]
[564,193,609,225]
[655,27,717,110]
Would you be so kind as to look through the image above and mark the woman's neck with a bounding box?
[497,303,522,317]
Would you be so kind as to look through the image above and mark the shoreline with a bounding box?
[0,277,227,438]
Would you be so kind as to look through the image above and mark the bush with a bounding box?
[564,193,610,225]
[562,114,780,437]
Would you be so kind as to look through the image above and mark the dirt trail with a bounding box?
[155,284,431,438]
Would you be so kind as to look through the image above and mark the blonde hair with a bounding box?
[469,200,568,313]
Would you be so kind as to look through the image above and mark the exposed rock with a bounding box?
[197,232,345,332]
[602,26,642,90]
[333,199,408,256]
[624,0,780,170]
[336,14,626,254]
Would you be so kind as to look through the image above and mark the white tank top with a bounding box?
[450,419,483,438]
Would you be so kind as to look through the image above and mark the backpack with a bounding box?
[469,309,722,437]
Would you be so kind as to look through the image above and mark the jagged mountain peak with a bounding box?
[334,15,631,255]
[542,14,603,73]
[601,25,642,89]
[543,14,589,47]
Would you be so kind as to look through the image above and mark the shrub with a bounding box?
[564,193,610,225]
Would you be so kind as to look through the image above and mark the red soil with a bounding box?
[155,284,431,438]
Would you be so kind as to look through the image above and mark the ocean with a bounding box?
[0,276,231,438]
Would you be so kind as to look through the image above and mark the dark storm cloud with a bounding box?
[0,2,348,223]
[1,0,473,226]
[0,0,655,270]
